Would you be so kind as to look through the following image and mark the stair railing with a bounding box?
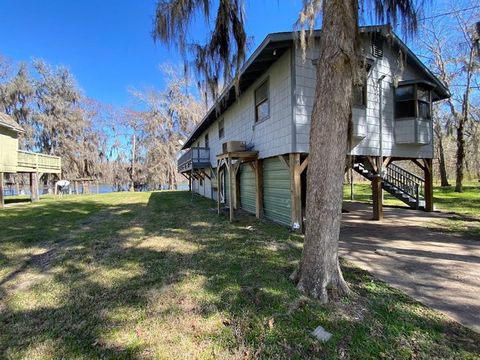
[384,163,424,202]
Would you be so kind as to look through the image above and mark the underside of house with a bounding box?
[177,26,450,229]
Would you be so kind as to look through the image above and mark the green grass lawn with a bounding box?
[344,182,480,239]
[1,192,479,359]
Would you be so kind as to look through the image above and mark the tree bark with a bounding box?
[455,117,465,193]
[434,120,450,187]
[454,39,475,193]
[293,0,356,303]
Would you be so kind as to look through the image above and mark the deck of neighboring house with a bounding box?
[16,150,62,174]
[0,112,62,207]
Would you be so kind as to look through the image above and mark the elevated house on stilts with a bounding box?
[0,112,61,207]
[178,26,450,229]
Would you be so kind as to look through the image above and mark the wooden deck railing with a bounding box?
[17,150,62,174]
[178,147,210,173]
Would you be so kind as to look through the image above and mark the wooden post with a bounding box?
[255,159,264,219]
[424,158,434,212]
[372,174,383,220]
[191,169,194,201]
[234,163,240,210]
[350,167,354,201]
[30,172,39,202]
[217,163,221,215]
[228,157,234,222]
[0,172,4,209]
[290,153,302,230]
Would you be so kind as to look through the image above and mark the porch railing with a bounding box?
[177,147,210,172]
[384,163,424,203]
[17,150,62,173]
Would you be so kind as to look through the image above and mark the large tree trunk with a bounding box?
[454,43,474,193]
[434,121,450,187]
[455,119,465,193]
[292,0,356,303]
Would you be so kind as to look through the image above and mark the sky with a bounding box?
[0,0,470,108]
[0,0,304,107]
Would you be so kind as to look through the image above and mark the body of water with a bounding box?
[3,183,190,196]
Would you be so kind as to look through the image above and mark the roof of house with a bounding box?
[182,25,450,150]
[0,112,24,133]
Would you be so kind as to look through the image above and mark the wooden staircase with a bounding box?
[353,161,426,210]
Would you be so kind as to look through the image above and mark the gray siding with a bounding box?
[192,167,212,198]
[293,35,434,159]
[239,163,256,214]
[192,49,293,164]
[263,157,291,226]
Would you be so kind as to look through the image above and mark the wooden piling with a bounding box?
[372,174,383,220]
[30,172,39,202]
[424,158,433,212]
[255,159,263,219]
[0,172,4,209]
[290,153,302,230]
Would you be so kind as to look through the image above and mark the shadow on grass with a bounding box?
[4,197,31,205]
[1,191,479,359]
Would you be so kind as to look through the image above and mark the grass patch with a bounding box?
[1,191,479,359]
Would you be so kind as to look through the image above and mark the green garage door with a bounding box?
[240,163,256,214]
[263,157,291,226]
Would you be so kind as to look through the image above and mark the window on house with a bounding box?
[353,62,372,107]
[417,88,431,119]
[395,84,431,119]
[218,119,224,139]
[372,35,383,58]
[255,79,270,122]
[205,133,209,148]
[353,84,367,107]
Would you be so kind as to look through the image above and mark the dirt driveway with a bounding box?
[339,202,480,333]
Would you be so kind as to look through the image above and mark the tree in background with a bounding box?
[153,0,422,302]
[432,106,451,187]
[0,62,35,149]
[129,65,203,190]
[33,60,105,181]
[418,3,479,191]
[0,57,108,187]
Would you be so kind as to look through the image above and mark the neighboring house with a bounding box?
[177,26,450,228]
[0,112,61,207]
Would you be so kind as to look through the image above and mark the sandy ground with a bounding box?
[339,202,480,333]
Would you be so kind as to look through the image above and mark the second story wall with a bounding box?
[192,49,293,164]
[0,126,19,173]
[293,35,434,159]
